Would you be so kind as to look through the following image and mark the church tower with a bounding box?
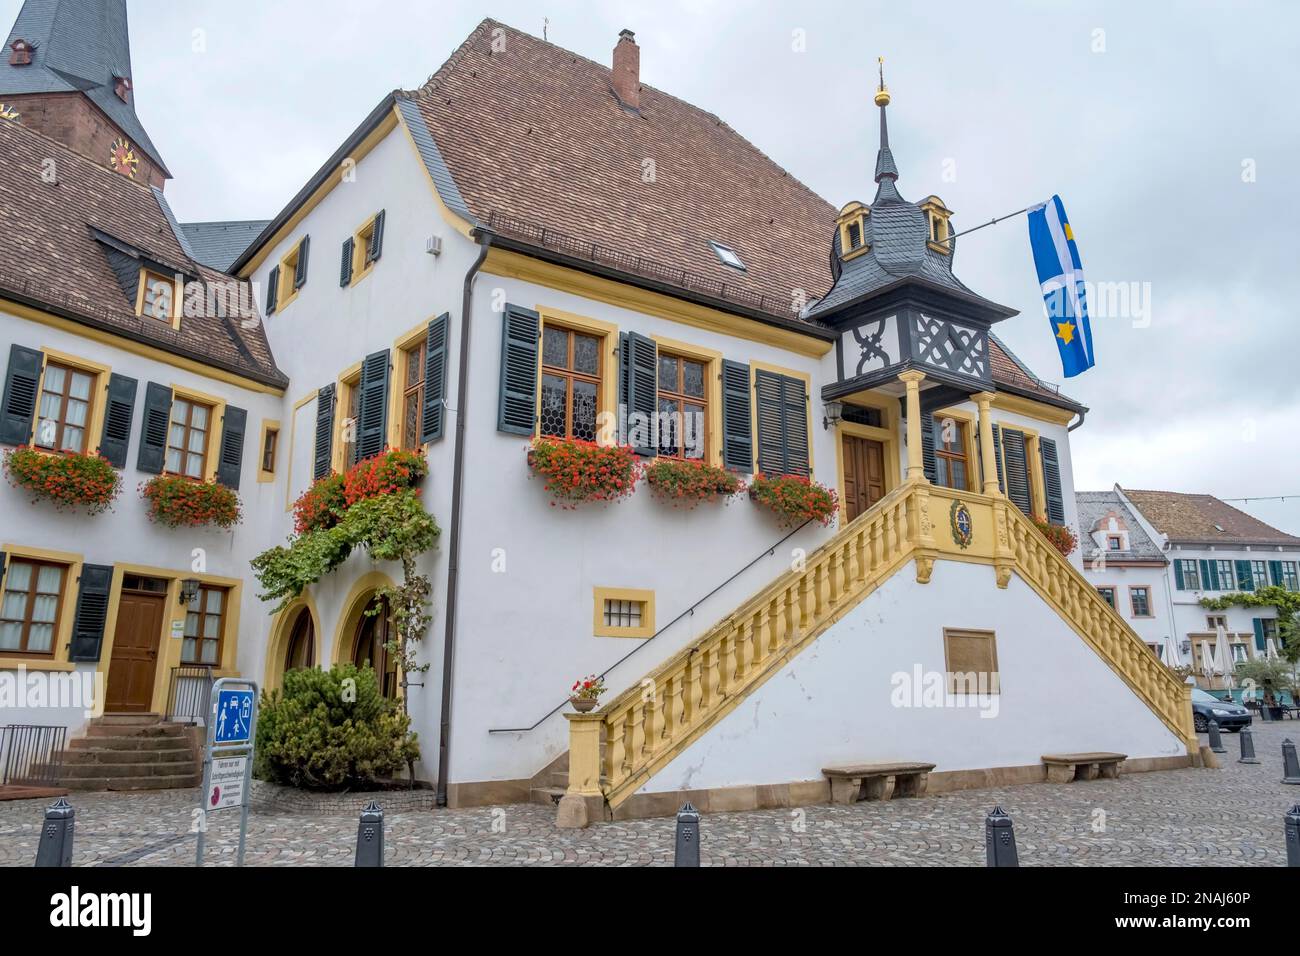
[0,0,169,187]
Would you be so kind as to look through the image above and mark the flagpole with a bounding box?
[937,203,1042,244]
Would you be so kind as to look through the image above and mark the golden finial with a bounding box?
[874,56,891,106]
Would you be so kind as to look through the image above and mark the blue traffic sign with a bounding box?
[214,689,254,744]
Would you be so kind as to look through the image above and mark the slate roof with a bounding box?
[179,220,271,272]
[1121,489,1300,547]
[1075,491,1167,562]
[0,0,168,175]
[0,119,284,387]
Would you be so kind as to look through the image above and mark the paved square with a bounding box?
[1,721,1296,866]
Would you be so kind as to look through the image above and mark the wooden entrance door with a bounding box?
[842,434,886,523]
[105,589,166,712]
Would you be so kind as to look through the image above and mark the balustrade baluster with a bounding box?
[607,713,628,785]
[629,702,646,767]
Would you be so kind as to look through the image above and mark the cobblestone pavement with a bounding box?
[2,721,1298,866]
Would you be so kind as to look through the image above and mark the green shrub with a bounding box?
[254,663,419,790]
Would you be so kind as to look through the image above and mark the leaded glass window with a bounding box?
[540,325,600,442]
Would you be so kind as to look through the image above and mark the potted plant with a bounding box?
[749,472,838,527]
[569,674,606,713]
[527,437,641,508]
[644,457,744,509]
[2,446,121,514]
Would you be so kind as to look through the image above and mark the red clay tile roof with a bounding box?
[0,119,285,388]
[410,20,1077,410]
[1122,489,1300,546]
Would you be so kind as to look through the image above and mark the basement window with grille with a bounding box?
[593,588,655,638]
[708,240,746,271]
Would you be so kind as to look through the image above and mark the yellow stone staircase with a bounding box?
[562,479,1196,816]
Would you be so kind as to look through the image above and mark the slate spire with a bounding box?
[873,57,901,203]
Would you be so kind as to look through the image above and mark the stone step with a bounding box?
[64,773,201,792]
[69,735,189,751]
[548,771,569,789]
[92,713,164,727]
[531,786,566,807]
[84,723,186,739]
[61,746,195,765]
[55,761,197,780]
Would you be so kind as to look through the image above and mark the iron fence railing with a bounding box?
[486,210,790,318]
[0,724,66,787]
[166,665,215,725]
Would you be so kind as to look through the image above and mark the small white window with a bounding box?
[708,240,746,271]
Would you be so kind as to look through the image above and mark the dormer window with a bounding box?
[9,40,31,67]
[137,268,179,326]
[708,240,746,271]
[1107,535,1122,551]
[920,196,953,255]
[836,201,869,260]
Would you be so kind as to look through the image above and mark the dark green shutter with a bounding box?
[98,372,137,468]
[720,360,751,472]
[1001,428,1031,515]
[991,424,1005,494]
[1269,560,1284,587]
[294,235,310,289]
[313,384,336,480]
[0,551,6,581]
[1236,559,1253,591]
[356,350,390,461]
[782,375,809,477]
[754,370,808,477]
[920,411,937,484]
[1201,559,1215,592]
[1039,437,1065,524]
[497,305,539,435]
[215,405,247,489]
[135,382,173,474]
[1174,560,1185,590]
[0,344,42,446]
[421,313,449,444]
[621,332,657,456]
[1254,618,1267,653]
[366,210,386,263]
[69,564,114,662]
[266,265,279,315]
[339,238,354,286]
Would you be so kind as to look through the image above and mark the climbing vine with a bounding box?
[1199,585,1300,661]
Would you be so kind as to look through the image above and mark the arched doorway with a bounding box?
[352,594,399,699]
[284,607,315,673]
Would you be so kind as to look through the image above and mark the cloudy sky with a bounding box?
[10,0,1294,529]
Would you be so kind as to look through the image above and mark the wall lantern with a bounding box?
[822,400,844,430]
[179,578,202,606]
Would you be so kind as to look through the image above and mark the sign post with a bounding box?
[195,676,258,867]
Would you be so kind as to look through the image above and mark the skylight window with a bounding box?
[708,241,746,271]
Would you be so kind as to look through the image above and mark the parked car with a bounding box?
[1191,688,1252,732]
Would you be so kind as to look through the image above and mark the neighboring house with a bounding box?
[1116,487,1300,690]
[0,8,1198,815]
[1076,491,1173,663]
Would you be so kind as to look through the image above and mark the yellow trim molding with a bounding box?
[484,248,832,359]
[275,238,307,312]
[0,543,83,671]
[989,391,1076,426]
[331,570,399,667]
[593,587,656,639]
[257,418,280,483]
[1,298,285,395]
[263,593,322,693]
[285,389,319,511]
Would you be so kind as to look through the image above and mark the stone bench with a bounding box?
[822,762,936,804]
[1041,752,1126,783]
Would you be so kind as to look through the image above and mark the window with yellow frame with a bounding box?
[137,268,180,325]
[593,587,655,638]
[836,201,870,260]
[346,210,385,287]
[920,196,953,255]
[0,545,82,668]
[275,236,309,311]
[30,349,110,457]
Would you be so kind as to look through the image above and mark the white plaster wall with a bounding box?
[0,308,283,735]
[644,559,1186,793]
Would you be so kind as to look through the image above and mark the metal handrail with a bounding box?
[166,664,215,725]
[0,724,66,787]
[488,520,812,734]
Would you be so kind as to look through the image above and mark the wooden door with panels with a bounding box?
[842,434,886,523]
[105,577,167,712]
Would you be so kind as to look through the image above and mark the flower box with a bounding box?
[2,446,121,514]
[141,475,241,529]
[644,457,744,508]
[1031,515,1078,558]
[293,449,427,534]
[527,437,641,507]
[749,473,839,527]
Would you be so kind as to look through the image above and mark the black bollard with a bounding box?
[354,800,384,867]
[1207,719,1227,754]
[34,796,74,867]
[985,806,1019,867]
[1238,727,1260,764]
[1284,740,1300,785]
[674,802,700,867]
[1288,806,1300,867]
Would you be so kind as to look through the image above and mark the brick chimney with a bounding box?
[611,29,640,109]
